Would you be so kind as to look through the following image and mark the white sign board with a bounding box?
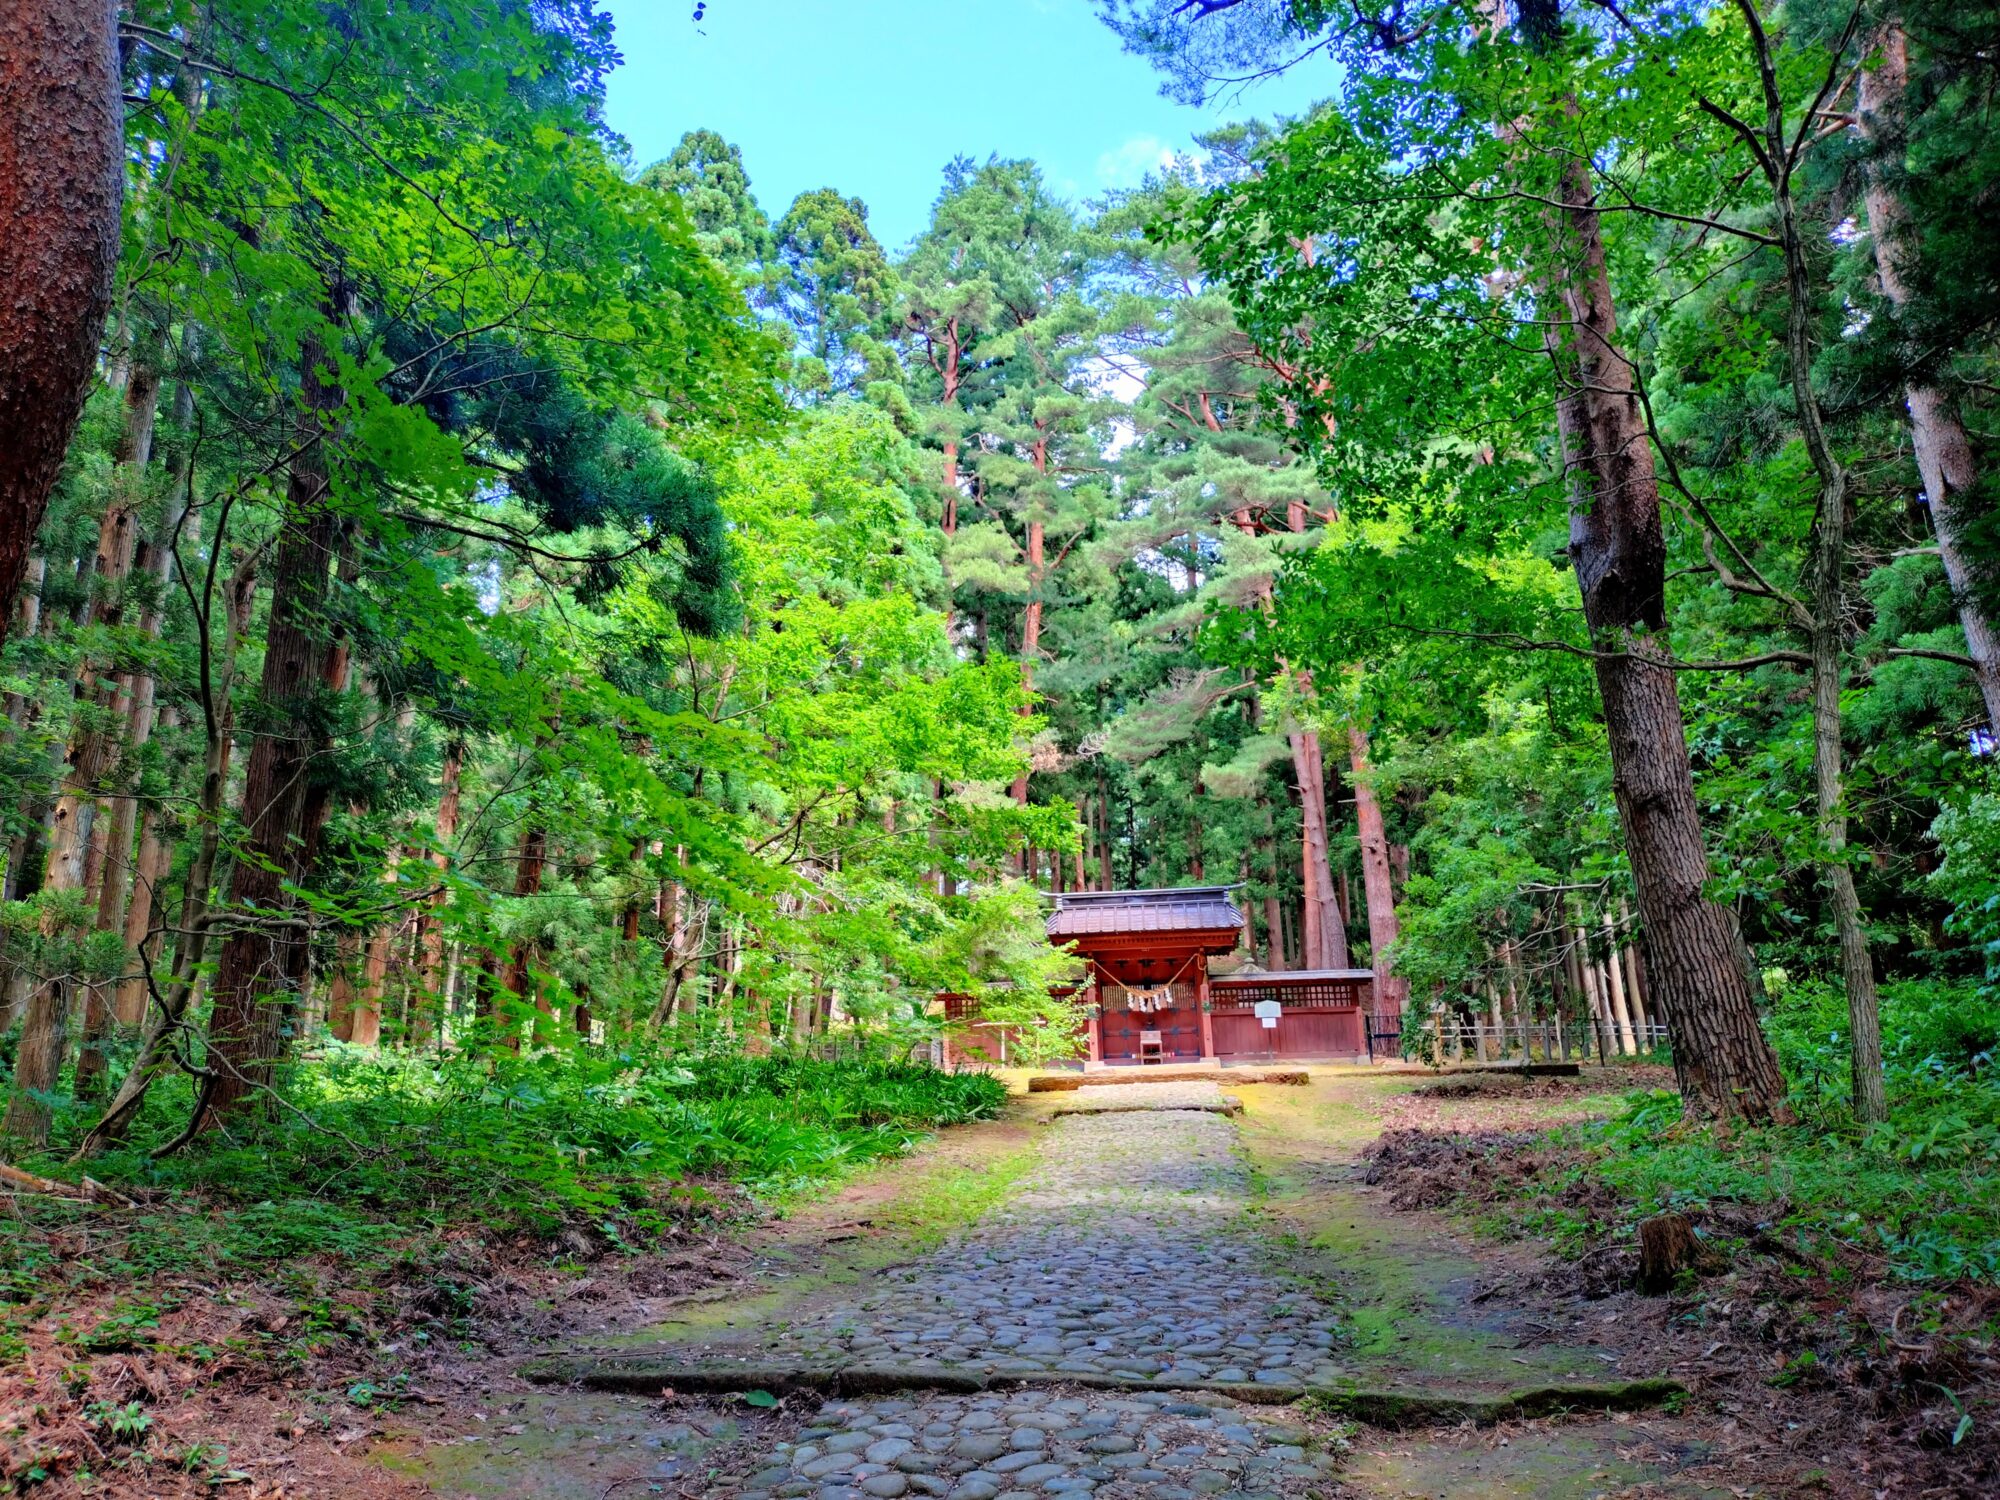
[1260,1017,1279,1029]
[1252,999,1283,1021]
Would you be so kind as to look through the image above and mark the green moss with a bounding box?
[1233,1075,1609,1391]
[877,1144,1040,1250]
[1338,1410,1720,1498]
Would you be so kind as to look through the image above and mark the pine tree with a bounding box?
[772,188,897,398]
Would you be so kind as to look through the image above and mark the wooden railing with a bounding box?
[1208,972,1374,1011]
[1418,1016,1671,1066]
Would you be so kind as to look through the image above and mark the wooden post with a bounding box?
[1088,968,1103,1065]
[1484,975,1504,1059]
[1618,898,1650,1039]
[1602,911,1637,1055]
[1197,954,1215,1061]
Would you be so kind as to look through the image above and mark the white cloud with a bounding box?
[1096,134,1176,189]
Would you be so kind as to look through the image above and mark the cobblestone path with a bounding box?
[718,1387,1341,1500]
[702,1107,1349,1498]
[765,1108,1346,1388]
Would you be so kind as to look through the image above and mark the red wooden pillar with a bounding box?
[1197,954,1215,1060]
[1087,968,1102,1064]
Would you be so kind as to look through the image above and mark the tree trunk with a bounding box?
[197,339,347,1128]
[1759,52,1886,1125]
[326,931,364,1042]
[3,557,47,730]
[414,737,464,1029]
[4,408,160,1134]
[0,0,123,626]
[1289,728,1347,969]
[0,974,70,1144]
[1575,927,1610,1059]
[1012,504,1045,811]
[1096,771,1114,889]
[74,554,254,1157]
[1540,143,1786,1120]
[1857,21,2000,735]
[1347,726,1405,1020]
[1617,899,1650,1035]
[75,367,177,1096]
[1187,776,1204,882]
[353,908,393,1048]
[1255,795,1287,971]
[939,327,961,537]
[112,744,174,1026]
[501,825,549,1048]
[1601,913,1637,1055]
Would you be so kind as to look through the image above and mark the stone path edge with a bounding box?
[1025,1071,1306,1092]
[519,1357,1683,1430]
[1044,1098,1243,1116]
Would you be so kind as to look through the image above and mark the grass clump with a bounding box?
[1,1045,1006,1295]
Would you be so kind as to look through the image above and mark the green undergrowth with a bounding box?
[0,1046,1007,1304]
[1525,1086,2000,1283]
[1454,980,2000,1283]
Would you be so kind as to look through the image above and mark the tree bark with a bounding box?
[1255,795,1288,971]
[326,931,365,1042]
[3,369,162,1136]
[198,338,347,1127]
[1754,29,1886,1125]
[1012,448,1047,813]
[501,825,549,1048]
[112,748,174,1029]
[1347,726,1405,1020]
[352,879,394,1049]
[74,362,173,1097]
[414,737,464,1029]
[74,551,254,1157]
[0,973,69,1144]
[1096,772,1114,890]
[1575,925,1611,1059]
[1289,728,1347,969]
[1617,898,1650,1035]
[0,0,123,626]
[1540,141,1787,1120]
[1857,21,2000,736]
[1601,912,1637,1055]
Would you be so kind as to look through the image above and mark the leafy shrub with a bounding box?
[1549,1070,2000,1282]
[1766,973,1998,1118]
[14,1044,1005,1284]
[1932,792,2000,986]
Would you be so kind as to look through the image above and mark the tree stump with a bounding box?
[1636,1211,1701,1293]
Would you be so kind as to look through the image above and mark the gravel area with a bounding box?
[716,1387,1341,1500]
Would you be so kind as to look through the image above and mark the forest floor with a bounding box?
[6,1066,1994,1498]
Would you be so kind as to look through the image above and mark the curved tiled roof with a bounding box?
[1046,885,1244,939]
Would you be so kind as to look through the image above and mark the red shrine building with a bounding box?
[945,885,1389,1068]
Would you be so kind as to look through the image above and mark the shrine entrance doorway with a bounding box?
[1094,950,1206,1064]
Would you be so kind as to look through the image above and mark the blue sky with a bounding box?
[600,1,1332,252]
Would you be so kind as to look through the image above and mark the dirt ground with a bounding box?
[1256,1066,1998,1499]
[4,1068,1993,1498]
